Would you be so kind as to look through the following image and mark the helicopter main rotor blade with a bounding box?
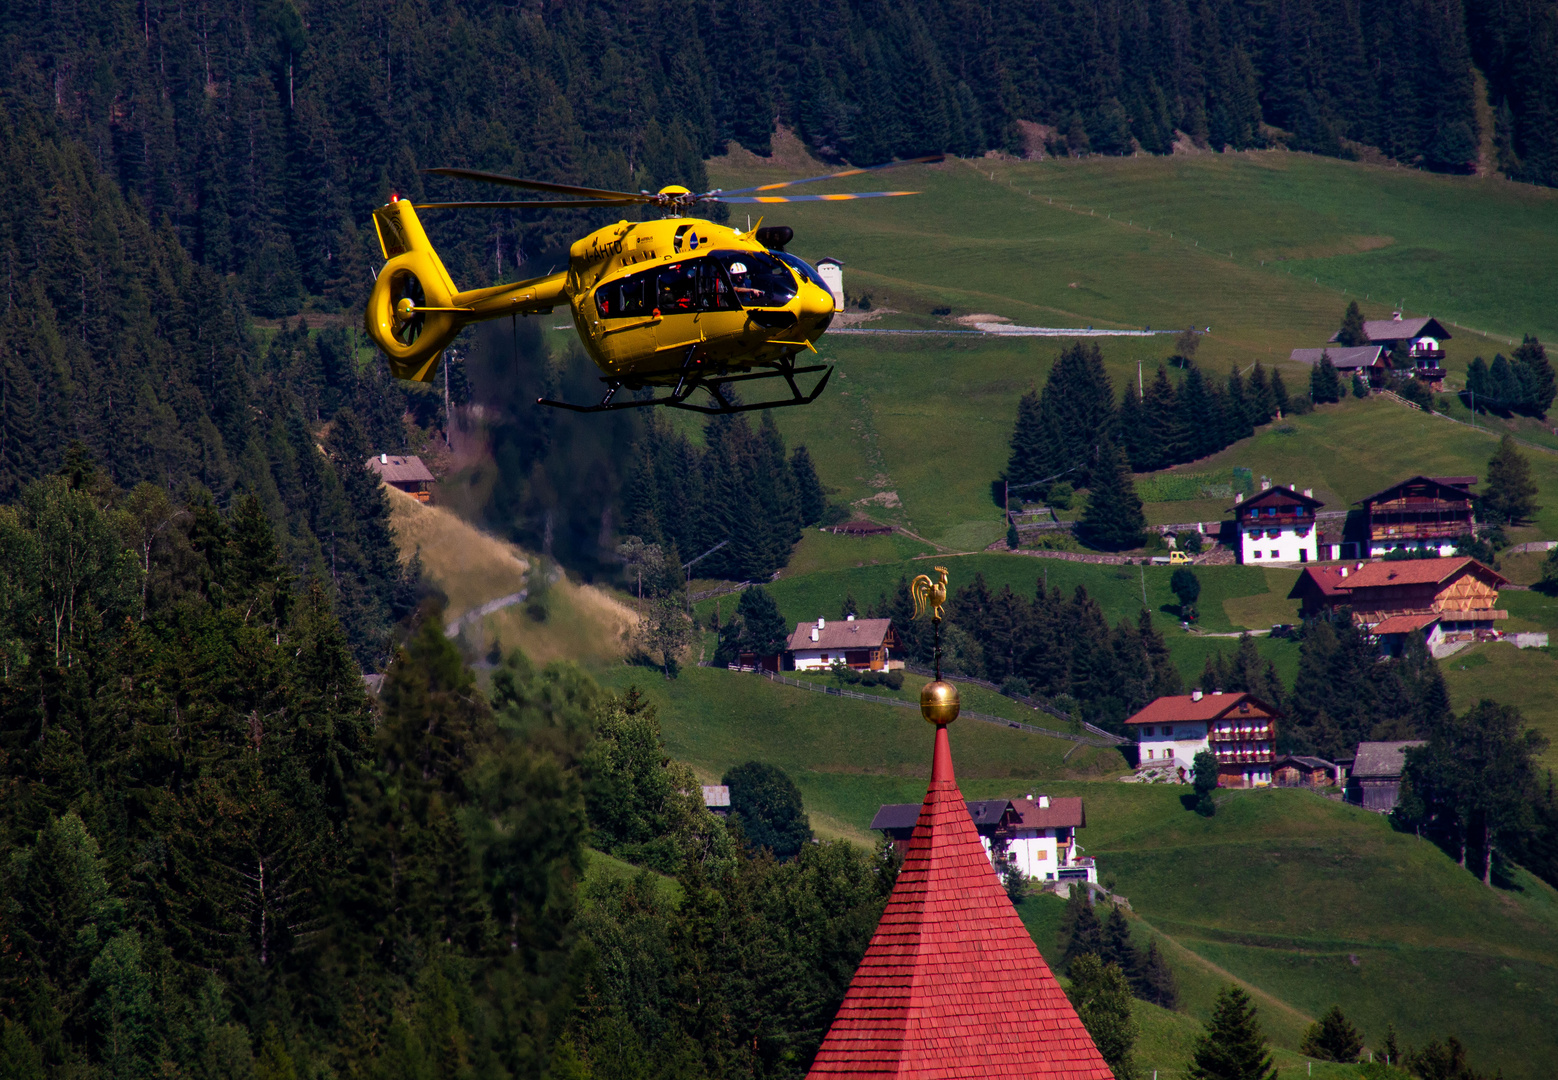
[711,154,944,197]
[415,199,647,209]
[423,167,642,202]
[716,190,923,204]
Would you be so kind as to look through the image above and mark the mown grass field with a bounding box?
[1442,641,1558,767]
[700,144,1558,549]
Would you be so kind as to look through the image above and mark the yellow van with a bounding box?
[1168,551,1193,565]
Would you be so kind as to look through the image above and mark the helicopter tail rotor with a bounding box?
[365,197,565,381]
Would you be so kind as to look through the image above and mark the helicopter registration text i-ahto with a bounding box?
[362,156,940,413]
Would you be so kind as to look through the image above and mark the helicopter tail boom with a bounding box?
[365,198,566,382]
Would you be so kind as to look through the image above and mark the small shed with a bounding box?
[1272,754,1337,788]
[367,454,435,503]
[1347,740,1426,812]
[702,785,731,817]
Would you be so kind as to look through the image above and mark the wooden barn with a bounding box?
[1357,475,1476,557]
[1289,557,1508,643]
[1273,754,1338,788]
[1347,740,1425,812]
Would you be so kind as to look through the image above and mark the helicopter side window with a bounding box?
[712,250,798,308]
[594,258,740,319]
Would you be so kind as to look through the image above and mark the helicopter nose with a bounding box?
[799,283,835,322]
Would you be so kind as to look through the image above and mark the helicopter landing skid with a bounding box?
[538,359,833,415]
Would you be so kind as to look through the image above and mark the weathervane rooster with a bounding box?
[911,567,949,623]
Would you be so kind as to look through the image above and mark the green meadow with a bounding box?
[701,146,1558,551]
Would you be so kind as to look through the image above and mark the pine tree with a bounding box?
[791,445,828,526]
[1514,335,1556,415]
[1270,369,1291,417]
[1143,365,1184,470]
[1065,955,1139,1079]
[1138,941,1180,1008]
[1060,885,1103,969]
[1187,985,1277,1080]
[1310,352,1343,404]
[1483,435,1539,524]
[735,586,790,658]
[1077,441,1146,551]
[1337,300,1368,347]
[1300,1005,1363,1062]
[1248,361,1275,425]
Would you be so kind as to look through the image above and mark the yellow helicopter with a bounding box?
[363,156,940,413]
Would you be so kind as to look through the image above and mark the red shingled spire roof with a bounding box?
[806,725,1113,1080]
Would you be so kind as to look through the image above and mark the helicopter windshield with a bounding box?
[771,251,829,292]
[712,250,797,308]
[594,257,740,319]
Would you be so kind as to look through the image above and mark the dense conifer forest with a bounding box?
[3,0,1558,328]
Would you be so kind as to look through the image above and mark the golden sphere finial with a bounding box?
[920,679,960,726]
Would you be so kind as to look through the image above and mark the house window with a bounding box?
[820,654,829,662]
[1253,550,1262,559]
[1162,726,1173,738]
[1143,726,1154,736]
[1147,749,1154,760]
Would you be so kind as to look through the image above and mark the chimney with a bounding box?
[847,614,856,621]
[1192,688,1203,702]
[818,617,826,630]
[1340,567,1348,578]
[1039,796,1051,809]
[810,626,819,642]
[1025,792,1035,801]
[1261,479,1271,490]
[1303,488,1313,498]
[1235,492,1243,503]
[1392,311,1403,321]
[1213,689,1223,695]
[380,453,388,464]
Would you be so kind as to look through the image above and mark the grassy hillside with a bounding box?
[387,487,638,665]
[700,145,1558,550]
[599,657,1558,1077]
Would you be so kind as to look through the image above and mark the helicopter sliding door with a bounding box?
[593,257,744,370]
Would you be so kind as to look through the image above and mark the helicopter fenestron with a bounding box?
[362,156,941,413]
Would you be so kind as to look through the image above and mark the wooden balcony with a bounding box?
[1216,751,1274,763]
[1412,367,1446,382]
[1409,348,1446,362]
[1210,726,1274,740]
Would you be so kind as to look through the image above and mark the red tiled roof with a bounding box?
[1010,796,1085,830]
[788,618,894,652]
[1371,613,1441,635]
[1123,691,1280,726]
[1340,557,1507,589]
[1291,565,1352,599]
[806,726,1111,1080]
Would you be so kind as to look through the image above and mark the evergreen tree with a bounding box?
[1187,985,1277,1080]
[1138,941,1180,1009]
[1143,365,1184,471]
[1065,955,1139,1080]
[1337,301,1368,347]
[1300,1005,1363,1063]
[1193,750,1219,816]
[1513,336,1556,415]
[1060,885,1103,969]
[1171,568,1202,622]
[1077,441,1145,551]
[1483,435,1539,524]
[735,586,790,658]
[1247,362,1275,426]
[791,445,828,526]
[1270,369,1292,417]
[1310,352,1343,404]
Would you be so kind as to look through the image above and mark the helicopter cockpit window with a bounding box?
[771,251,829,293]
[594,258,739,319]
[712,250,797,308]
